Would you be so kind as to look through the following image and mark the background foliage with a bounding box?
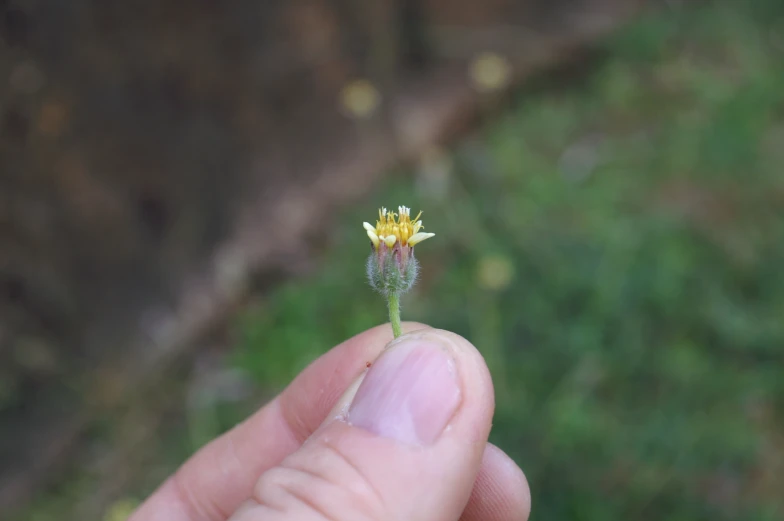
[235,2,784,519]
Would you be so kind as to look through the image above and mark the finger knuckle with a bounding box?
[251,439,383,521]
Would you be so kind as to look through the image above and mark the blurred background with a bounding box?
[2,0,783,519]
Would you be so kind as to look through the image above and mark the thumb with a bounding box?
[231,329,495,521]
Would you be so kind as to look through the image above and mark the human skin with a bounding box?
[130,323,531,521]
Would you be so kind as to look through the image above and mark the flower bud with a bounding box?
[366,240,419,296]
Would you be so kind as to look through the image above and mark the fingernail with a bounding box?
[348,336,461,445]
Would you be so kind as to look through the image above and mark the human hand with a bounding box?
[130,324,530,521]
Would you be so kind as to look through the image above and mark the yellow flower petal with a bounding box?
[408,232,435,246]
[367,230,380,248]
[364,206,434,248]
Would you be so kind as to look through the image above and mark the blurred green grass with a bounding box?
[234,2,784,520]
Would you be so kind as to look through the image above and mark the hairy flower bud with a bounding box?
[366,240,419,296]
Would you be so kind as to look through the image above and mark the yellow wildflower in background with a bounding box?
[477,254,515,291]
[469,52,512,93]
[104,498,139,521]
[340,79,381,119]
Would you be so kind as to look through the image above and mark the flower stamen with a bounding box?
[364,206,435,249]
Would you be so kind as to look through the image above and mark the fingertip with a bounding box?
[400,321,432,334]
[395,330,525,520]
[244,327,503,521]
[404,328,496,441]
[462,443,531,521]
[278,322,432,440]
[341,321,431,361]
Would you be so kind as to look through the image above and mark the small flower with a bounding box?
[362,206,435,338]
[363,206,435,297]
[364,206,435,250]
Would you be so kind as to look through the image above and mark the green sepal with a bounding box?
[366,250,419,297]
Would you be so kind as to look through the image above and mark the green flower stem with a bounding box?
[387,292,402,338]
